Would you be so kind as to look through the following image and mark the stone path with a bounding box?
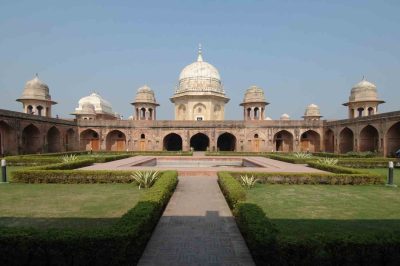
[138,175,255,266]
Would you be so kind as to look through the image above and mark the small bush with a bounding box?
[293,152,313,159]
[61,154,79,162]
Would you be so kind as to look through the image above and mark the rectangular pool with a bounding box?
[131,157,263,168]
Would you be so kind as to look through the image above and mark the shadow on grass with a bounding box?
[271,218,400,239]
[0,216,119,230]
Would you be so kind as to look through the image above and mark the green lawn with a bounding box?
[0,183,142,229]
[247,183,400,239]
[362,167,400,185]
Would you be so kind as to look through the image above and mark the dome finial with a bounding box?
[197,43,203,62]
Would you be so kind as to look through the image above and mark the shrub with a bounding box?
[0,171,178,266]
[29,159,95,171]
[132,171,160,189]
[217,172,246,208]
[239,174,259,188]
[4,156,62,166]
[61,154,79,162]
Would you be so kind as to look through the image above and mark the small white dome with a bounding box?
[74,92,115,115]
[280,113,290,120]
[265,116,272,120]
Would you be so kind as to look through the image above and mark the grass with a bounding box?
[247,182,400,239]
[361,167,400,185]
[0,183,143,229]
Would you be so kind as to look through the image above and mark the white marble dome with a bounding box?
[243,85,267,103]
[18,75,53,102]
[176,47,224,94]
[304,103,321,117]
[348,78,380,102]
[134,85,158,105]
[75,92,114,115]
[280,113,290,120]
[265,116,272,120]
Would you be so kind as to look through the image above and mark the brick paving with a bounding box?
[137,174,255,266]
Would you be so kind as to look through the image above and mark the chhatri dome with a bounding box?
[343,77,385,118]
[16,74,57,117]
[280,113,290,120]
[170,45,229,121]
[131,85,159,120]
[240,85,269,121]
[72,92,118,120]
[303,103,322,120]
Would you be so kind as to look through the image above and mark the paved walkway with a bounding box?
[138,175,255,266]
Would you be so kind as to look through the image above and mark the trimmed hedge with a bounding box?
[29,159,95,170]
[266,154,311,164]
[4,156,62,166]
[0,171,178,266]
[307,161,367,174]
[217,172,400,265]
[230,171,384,185]
[12,169,137,183]
[217,172,246,208]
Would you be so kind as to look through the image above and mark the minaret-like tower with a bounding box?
[131,85,159,120]
[240,85,269,120]
[16,74,57,117]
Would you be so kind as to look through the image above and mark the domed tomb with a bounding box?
[343,77,385,118]
[170,45,229,120]
[16,74,57,117]
[131,85,159,120]
[303,104,322,121]
[240,85,269,120]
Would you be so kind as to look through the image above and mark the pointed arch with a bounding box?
[274,130,293,152]
[324,129,335,153]
[190,133,210,151]
[386,121,400,157]
[66,128,76,151]
[106,130,126,151]
[22,124,41,154]
[217,132,236,151]
[339,127,354,153]
[359,125,379,152]
[300,130,321,152]
[163,133,183,151]
[80,129,100,151]
[0,121,16,155]
[47,126,61,153]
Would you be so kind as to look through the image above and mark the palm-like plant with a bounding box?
[61,154,78,162]
[239,174,259,188]
[293,152,313,159]
[131,171,160,189]
[317,157,338,165]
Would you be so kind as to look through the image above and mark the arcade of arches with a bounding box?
[22,124,41,154]
[359,125,379,152]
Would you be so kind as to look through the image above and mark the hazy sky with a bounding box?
[1,0,399,120]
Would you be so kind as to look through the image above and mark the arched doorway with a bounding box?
[47,127,61,153]
[300,130,320,152]
[0,121,16,155]
[22,124,41,154]
[274,130,293,152]
[217,133,236,151]
[106,130,126,151]
[190,133,209,151]
[386,122,400,157]
[80,129,100,151]
[359,125,379,152]
[65,129,76,151]
[324,129,335,153]
[163,133,183,151]
[339,127,354,153]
